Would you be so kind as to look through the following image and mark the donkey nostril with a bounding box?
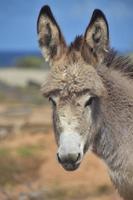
[57,152,81,164]
[67,153,81,163]
[57,153,62,164]
[76,153,81,161]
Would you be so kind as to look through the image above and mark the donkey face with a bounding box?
[37,5,109,171]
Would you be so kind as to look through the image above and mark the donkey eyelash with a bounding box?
[49,97,56,106]
[84,97,95,107]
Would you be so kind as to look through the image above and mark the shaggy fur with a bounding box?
[37,5,133,200]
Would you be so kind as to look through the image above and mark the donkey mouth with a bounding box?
[61,162,80,171]
[57,152,82,171]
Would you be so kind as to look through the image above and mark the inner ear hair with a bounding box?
[92,24,103,44]
[37,5,62,40]
[37,5,67,62]
[83,9,109,63]
[87,9,109,39]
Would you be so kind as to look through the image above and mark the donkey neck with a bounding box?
[94,66,133,170]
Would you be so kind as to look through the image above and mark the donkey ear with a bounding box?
[83,9,109,63]
[37,5,67,63]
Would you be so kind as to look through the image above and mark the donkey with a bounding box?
[37,5,133,200]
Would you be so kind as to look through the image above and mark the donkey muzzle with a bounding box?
[57,132,83,171]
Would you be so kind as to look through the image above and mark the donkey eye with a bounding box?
[84,97,94,107]
[49,97,56,106]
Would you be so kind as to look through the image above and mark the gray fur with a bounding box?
[37,5,133,200]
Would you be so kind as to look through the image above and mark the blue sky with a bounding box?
[1,0,133,52]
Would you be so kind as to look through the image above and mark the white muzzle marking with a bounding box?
[58,132,83,160]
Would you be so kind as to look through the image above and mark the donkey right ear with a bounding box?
[82,9,109,64]
[37,5,67,63]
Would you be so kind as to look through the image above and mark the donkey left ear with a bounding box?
[37,5,67,63]
[83,9,109,63]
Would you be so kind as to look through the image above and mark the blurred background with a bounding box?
[0,0,132,199]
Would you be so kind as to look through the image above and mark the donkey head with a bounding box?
[37,5,109,171]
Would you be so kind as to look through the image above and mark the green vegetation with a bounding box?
[16,144,43,158]
[129,53,133,62]
[0,147,10,157]
[16,56,49,69]
[0,146,44,186]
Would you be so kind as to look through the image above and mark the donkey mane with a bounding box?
[69,35,83,51]
[104,50,133,79]
[69,35,133,80]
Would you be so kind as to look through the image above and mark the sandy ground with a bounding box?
[0,68,48,86]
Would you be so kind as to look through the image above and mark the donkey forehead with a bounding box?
[53,62,97,83]
[42,62,105,97]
